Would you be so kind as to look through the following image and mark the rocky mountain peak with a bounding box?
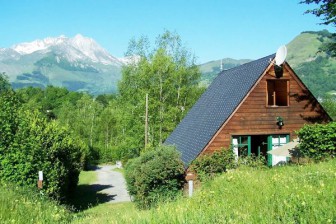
[8,34,123,65]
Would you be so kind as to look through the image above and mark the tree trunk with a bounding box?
[90,106,96,148]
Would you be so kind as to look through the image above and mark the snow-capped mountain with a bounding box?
[0,34,127,94]
[11,34,123,66]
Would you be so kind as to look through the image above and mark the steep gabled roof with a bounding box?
[165,54,275,166]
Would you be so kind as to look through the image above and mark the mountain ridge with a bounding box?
[8,34,124,65]
[1,31,335,96]
[0,34,130,94]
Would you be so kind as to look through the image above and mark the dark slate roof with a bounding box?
[165,54,275,166]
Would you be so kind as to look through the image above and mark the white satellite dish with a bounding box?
[275,45,287,66]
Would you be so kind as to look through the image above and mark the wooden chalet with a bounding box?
[165,54,331,167]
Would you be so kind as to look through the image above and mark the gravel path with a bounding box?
[93,165,131,203]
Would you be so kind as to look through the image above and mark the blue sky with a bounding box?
[0,0,332,63]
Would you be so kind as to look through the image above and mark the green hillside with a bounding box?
[200,30,336,98]
[199,58,251,86]
[287,30,336,97]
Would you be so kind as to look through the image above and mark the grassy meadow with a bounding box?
[1,160,335,223]
[76,159,336,223]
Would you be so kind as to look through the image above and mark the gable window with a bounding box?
[267,80,289,106]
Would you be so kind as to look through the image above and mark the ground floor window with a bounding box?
[232,134,289,166]
[232,135,250,157]
[270,135,288,148]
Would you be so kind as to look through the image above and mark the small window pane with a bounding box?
[240,136,248,144]
[272,137,279,144]
[279,136,287,144]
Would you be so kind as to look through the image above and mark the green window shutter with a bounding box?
[267,135,273,166]
[286,134,290,161]
[247,136,251,156]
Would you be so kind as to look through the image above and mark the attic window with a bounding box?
[267,80,289,106]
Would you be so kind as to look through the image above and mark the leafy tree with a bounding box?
[75,94,103,149]
[0,90,20,156]
[301,0,336,26]
[301,0,336,56]
[119,31,204,152]
[0,78,86,200]
[42,86,69,117]
[95,94,116,107]
[0,73,11,93]
[321,94,336,120]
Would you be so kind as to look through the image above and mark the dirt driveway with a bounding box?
[93,165,131,203]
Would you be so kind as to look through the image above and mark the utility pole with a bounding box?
[145,93,148,148]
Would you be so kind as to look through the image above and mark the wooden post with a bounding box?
[186,172,195,197]
[273,91,276,106]
[145,93,148,148]
[38,171,43,189]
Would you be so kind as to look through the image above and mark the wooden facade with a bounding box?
[201,62,330,156]
[166,55,331,168]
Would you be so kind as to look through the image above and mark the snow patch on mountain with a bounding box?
[13,36,67,55]
[10,34,125,66]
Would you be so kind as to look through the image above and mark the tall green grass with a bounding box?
[0,183,72,223]
[0,170,97,223]
[78,160,336,223]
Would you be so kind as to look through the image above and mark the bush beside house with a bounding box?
[190,148,236,181]
[125,145,185,209]
[297,122,336,161]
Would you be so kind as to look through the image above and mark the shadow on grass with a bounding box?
[67,183,116,212]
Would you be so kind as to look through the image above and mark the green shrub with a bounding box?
[190,148,236,181]
[237,155,267,169]
[124,145,184,209]
[297,122,336,161]
[0,90,86,200]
